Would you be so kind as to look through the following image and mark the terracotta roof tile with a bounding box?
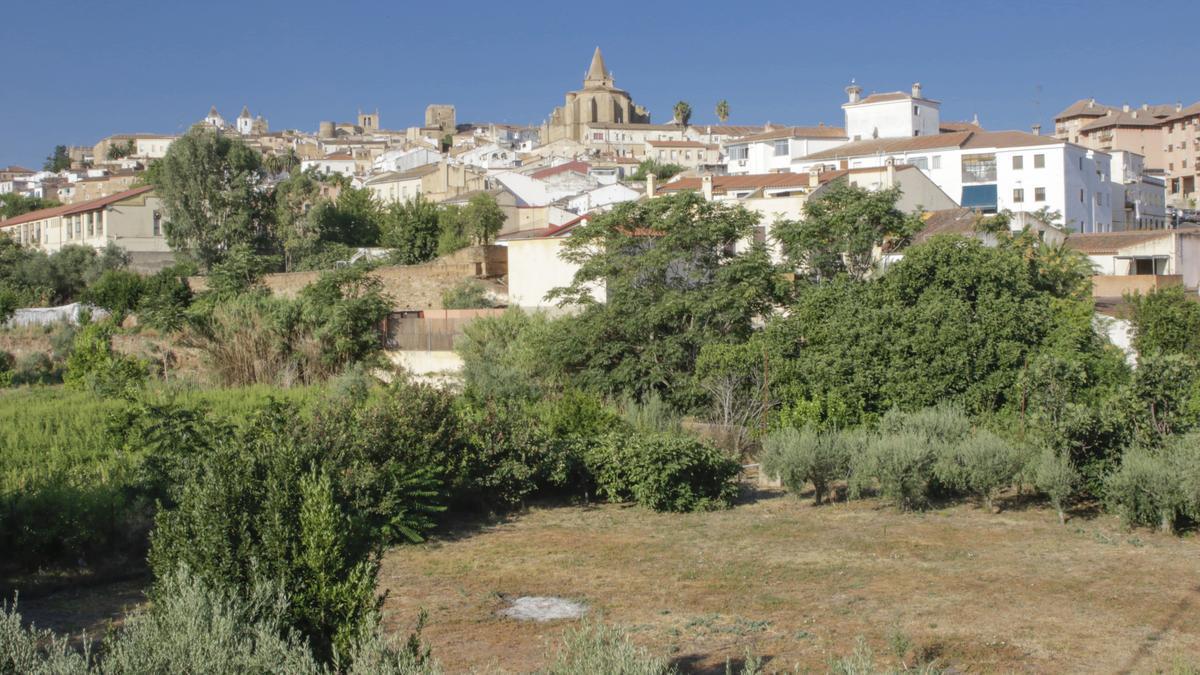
[530,160,590,180]
[1064,229,1189,255]
[731,126,848,144]
[0,186,154,228]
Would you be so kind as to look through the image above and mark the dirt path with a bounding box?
[379,490,1200,673]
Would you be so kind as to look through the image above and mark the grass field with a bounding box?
[379,489,1200,673]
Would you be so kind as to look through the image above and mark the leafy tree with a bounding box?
[1033,447,1078,524]
[311,187,382,247]
[63,321,147,395]
[263,148,301,175]
[83,269,145,319]
[629,159,685,183]
[43,144,71,172]
[673,101,692,126]
[297,265,392,371]
[461,193,506,245]
[272,170,325,270]
[774,183,921,281]
[107,139,136,160]
[546,191,782,408]
[457,308,557,404]
[435,204,471,256]
[762,427,852,505]
[380,194,441,264]
[0,193,60,218]
[155,128,271,267]
[137,264,195,332]
[715,100,730,124]
[1127,285,1200,357]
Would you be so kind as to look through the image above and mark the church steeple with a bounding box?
[584,46,611,87]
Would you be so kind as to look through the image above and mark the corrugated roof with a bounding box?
[802,130,1061,161]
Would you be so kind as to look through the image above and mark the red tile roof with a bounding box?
[0,186,154,228]
[530,160,591,180]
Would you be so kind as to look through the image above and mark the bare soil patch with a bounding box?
[379,489,1200,673]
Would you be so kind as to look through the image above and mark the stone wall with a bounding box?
[188,245,508,310]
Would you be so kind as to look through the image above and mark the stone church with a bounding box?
[542,47,650,144]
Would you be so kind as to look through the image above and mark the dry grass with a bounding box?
[379,489,1200,673]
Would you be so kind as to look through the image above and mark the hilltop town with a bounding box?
[3,46,1200,674]
[4,48,1199,293]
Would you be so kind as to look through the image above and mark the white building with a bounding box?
[1109,151,1167,230]
[843,82,940,141]
[724,126,849,175]
[796,130,1115,233]
[564,183,640,214]
[300,152,358,179]
[203,105,226,130]
[372,146,442,174]
[456,143,519,170]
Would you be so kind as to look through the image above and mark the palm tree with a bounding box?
[673,101,692,126]
[715,100,730,124]
[1035,241,1096,299]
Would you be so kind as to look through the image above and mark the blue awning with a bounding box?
[961,184,998,212]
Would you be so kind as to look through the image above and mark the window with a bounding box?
[729,146,748,161]
[961,154,997,183]
[1079,157,1083,170]
[931,155,941,170]
[773,140,788,156]
[910,157,928,170]
[1033,154,1045,169]
[1013,188,1024,203]
[1012,156,1024,170]
[593,132,603,140]
[152,210,162,236]
[913,106,919,115]
[1035,187,1046,202]
[1080,189,1085,203]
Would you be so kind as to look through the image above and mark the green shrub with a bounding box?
[440,279,495,309]
[618,392,682,434]
[0,599,88,673]
[10,351,62,385]
[544,623,671,675]
[934,429,1022,510]
[761,427,851,505]
[83,268,145,320]
[63,321,147,395]
[854,432,938,511]
[0,351,12,387]
[1105,447,1185,533]
[587,431,740,512]
[1032,447,1078,524]
[137,265,194,332]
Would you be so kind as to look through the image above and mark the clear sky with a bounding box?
[2,0,1198,168]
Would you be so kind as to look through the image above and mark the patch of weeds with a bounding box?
[685,613,720,630]
[888,626,913,662]
[1127,536,1144,548]
[1092,530,1118,546]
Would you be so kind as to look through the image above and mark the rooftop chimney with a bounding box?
[808,167,821,188]
[645,173,656,199]
[1122,103,1130,112]
[701,174,714,201]
[1031,124,1041,136]
[1142,103,1149,110]
[911,82,922,99]
[845,80,862,104]
[884,158,896,188]
[1177,101,1184,112]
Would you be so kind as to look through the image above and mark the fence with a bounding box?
[384,308,507,351]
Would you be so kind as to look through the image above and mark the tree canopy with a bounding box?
[155,128,271,268]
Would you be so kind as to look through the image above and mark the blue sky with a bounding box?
[2,0,1197,168]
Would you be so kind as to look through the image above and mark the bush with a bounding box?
[1105,447,1184,533]
[440,279,495,309]
[761,427,851,505]
[587,431,740,512]
[934,429,1022,510]
[137,265,194,332]
[1105,434,1200,533]
[83,269,145,320]
[0,351,12,387]
[854,432,938,511]
[1033,447,1078,524]
[0,567,440,674]
[544,623,670,675]
[145,400,404,663]
[63,321,147,395]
